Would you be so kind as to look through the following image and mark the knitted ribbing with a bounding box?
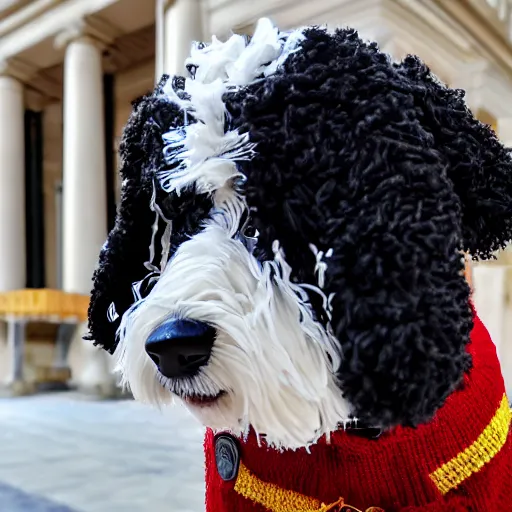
[204,312,512,511]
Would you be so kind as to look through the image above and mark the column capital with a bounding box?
[0,58,57,110]
[54,16,123,51]
[0,57,36,83]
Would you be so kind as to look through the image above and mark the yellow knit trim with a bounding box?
[234,462,322,511]
[233,461,384,512]
[430,394,512,495]
[233,395,511,509]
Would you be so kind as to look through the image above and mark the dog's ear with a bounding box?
[334,54,512,428]
[227,28,487,429]
[397,56,512,260]
[86,77,184,353]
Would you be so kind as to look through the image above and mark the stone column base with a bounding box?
[0,380,36,397]
[34,365,72,392]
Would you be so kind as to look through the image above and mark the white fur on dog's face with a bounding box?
[113,19,352,450]
[115,200,351,449]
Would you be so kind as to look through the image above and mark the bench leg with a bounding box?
[6,319,31,395]
[37,322,77,391]
[54,323,76,369]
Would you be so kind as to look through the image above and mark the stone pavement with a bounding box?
[0,393,205,512]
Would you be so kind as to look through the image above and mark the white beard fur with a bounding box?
[113,18,352,450]
[115,203,351,450]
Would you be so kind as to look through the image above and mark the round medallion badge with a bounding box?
[214,434,240,482]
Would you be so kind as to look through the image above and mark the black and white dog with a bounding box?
[86,18,512,511]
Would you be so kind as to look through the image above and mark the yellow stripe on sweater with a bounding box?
[234,462,324,511]
[233,395,511,510]
[233,461,384,511]
[429,394,511,495]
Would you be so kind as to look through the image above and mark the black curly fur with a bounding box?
[224,28,481,427]
[395,58,512,259]
[86,76,212,353]
[86,27,512,428]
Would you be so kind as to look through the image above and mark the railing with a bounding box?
[0,289,89,322]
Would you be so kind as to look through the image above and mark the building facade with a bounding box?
[0,0,511,396]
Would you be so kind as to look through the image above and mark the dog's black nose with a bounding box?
[145,319,216,378]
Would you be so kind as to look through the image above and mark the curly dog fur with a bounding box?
[86,19,512,511]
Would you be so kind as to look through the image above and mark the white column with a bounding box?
[163,0,204,76]
[469,115,512,397]
[0,75,26,291]
[502,270,512,398]
[59,30,122,397]
[498,117,512,145]
[472,265,506,358]
[497,118,512,396]
[62,36,107,294]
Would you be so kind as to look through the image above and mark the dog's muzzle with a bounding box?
[145,318,216,378]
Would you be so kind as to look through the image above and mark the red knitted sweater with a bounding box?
[204,312,512,511]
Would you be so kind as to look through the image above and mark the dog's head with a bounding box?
[86,19,512,449]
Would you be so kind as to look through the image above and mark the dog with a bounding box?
[86,18,512,511]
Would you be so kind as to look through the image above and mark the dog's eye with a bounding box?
[186,63,198,79]
[243,224,257,238]
[132,272,159,302]
[140,275,157,298]
[239,222,259,254]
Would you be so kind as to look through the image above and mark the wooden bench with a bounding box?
[0,289,89,394]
